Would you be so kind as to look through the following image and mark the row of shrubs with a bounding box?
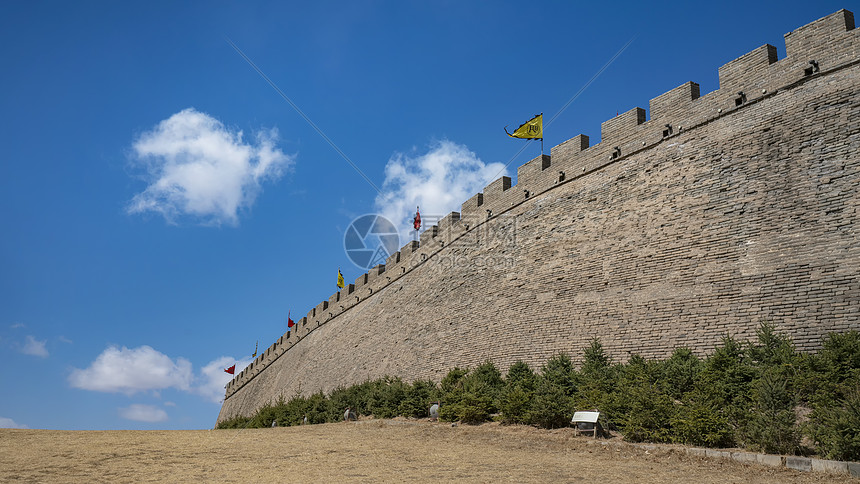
[217,324,860,462]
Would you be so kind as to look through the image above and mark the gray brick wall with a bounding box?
[218,10,860,423]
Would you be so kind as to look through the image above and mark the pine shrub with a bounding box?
[808,386,860,461]
[499,361,536,424]
[744,369,800,454]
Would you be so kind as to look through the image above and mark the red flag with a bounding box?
[224,365,235,375]
[287,310,295,329]
[413,206,421,230]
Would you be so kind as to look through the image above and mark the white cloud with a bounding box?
[374,140,507,241]
[0,417,28,429]
[69,345,192,395]
[128,108,295,226]
[70,344,256,406]
[196,356,252,403]
[10,322,25,329]
[21,335,48,358]
[118,404,168,423]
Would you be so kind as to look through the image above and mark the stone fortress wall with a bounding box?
[218,10,860,423]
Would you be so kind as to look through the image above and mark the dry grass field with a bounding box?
[0,420,855,483]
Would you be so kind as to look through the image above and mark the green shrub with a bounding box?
[248,401,274,428]
[613,385,674,443]
[278,393,311,426]
[805,331,860,408]
[541,353,577,397]
[467,360,504,414]
[671,399,734,447]
[216,414,252,429]
[577,340,619,408]
[398,379,439,418]
[693,336,755,430]
[441,391,494,424]
[745,321,798,368]
[499,361,537,424]
[818,331,860,376]
[527,377,573,429]
[605,355,675,443]
[327,384,361,421]
[438,365,498,424]
[304,391,329,424]
[221,329,860,459]
[659,348,702,399]
[743,369,800,454]
[499,384,533,424]
[440,368,468,394]
[808,386,860,461]
[582,339,610,373]
[506,360,538,390]
[438,368,467,422]
[367,377,409,419]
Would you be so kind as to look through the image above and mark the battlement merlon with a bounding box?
[314,300,328,315]
[385,251,400,268]
[718,44,778,95]
[517,154,553,190]
[483,176,512,198]
[369,263,385,280]
[600,107,646,145]
[354,272,368,288]
[400,240,419,255]
[461,192,484,220]
[382,251,405,283]
[649,82,700,128]
[395,240,420,269]
[785,9,856,62]
[437,211,464,245]
[438,211,461,233]
[419,225,439,249]
[328,289,348,311]
[475,176,510,218]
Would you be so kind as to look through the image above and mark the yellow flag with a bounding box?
[505,113,542,139]
[337,269,345,289]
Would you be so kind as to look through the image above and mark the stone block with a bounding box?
[756,454,783,467]
[810,458,848,475]
[705,449,729,460]
[785,456,812,472]
[730,452,757,464]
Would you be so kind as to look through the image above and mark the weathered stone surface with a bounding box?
[705,449,730,459]
[731,452,758,464]
[757,454,784,467]
[786,456,812,472]
[811,458,849,475]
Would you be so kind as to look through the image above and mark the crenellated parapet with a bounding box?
[223,9,859,400]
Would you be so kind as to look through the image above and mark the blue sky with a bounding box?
[0,1,850,430]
